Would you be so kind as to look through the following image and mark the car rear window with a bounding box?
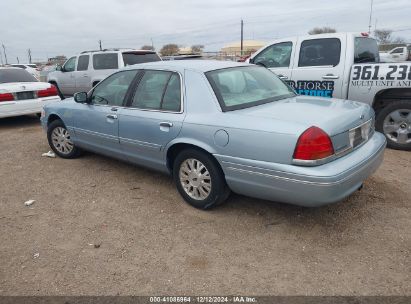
[206,66,295,112]
[354,37,379,63]
[0,69,38,83]
[122,52,161,66]
[93,53,119,70]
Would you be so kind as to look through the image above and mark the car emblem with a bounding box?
[21,85,26,90]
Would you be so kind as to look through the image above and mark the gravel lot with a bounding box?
[0,115,410,296]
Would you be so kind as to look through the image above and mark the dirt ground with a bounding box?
[0,115,410,296]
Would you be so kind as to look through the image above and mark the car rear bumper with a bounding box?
[0,97,60,118]
[215,132,386,207]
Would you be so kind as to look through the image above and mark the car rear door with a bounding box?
[73,70,139,155]
[250,38,296,81]
[290,36,346,98]
[118,69,185,171]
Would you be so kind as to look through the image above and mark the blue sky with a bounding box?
[0,0,410,63]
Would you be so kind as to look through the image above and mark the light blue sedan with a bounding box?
[40,60,386,209]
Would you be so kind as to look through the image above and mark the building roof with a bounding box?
[222,40,265,48]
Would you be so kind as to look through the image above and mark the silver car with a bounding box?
[41,60,386,209]
[47,48,161,97]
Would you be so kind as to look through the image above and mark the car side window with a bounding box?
[298,38,341,67]
[63,57,76,72]
[131,70,181,112]
[253,42,293,68]
[77,55,89,71]
[391,48,403,54]
[91,70,138,106]
[93,53,119,70]
[162,74,181,112]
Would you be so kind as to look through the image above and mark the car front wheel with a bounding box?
[173,149,230,210]
[47,119,80,158]
[376,100,411,150]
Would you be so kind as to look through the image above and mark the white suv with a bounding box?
[47,49,161,96]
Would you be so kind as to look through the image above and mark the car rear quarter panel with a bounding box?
[172,69,304,165]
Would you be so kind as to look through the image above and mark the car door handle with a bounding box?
[322,74,339,79]
[106,114,118,119]
[159,122,173,128]
[277,74,288,80]
[82,74,88,77]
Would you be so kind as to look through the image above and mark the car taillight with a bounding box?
[293,126,334,161]
[0,93,14,102]
[37,85,58,98]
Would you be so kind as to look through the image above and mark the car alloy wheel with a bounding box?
[179,158,212,200]
[51,126,74,155]
[383,109,411,145]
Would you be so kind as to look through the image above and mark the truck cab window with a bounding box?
[299,38,341,67]
[354,37,379,63]
[253,42,292,68]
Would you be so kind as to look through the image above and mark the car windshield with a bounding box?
[122,52,161,66]
[206,66,295,111]
[0,69,38,83]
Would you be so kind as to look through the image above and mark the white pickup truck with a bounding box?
[248,32,411,150]
[380,45,411,63]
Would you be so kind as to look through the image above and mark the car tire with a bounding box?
[376,100,411,151]
[49,82,65,100]
[47,119,81,158]
[173,148,230,210]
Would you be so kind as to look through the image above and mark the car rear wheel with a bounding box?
[47,119,80,158]
[173,149,230,210]
[376,100,411,150]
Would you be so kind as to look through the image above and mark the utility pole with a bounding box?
[2,44,8,64]
[99,40,102,50]
[374,18,378,34]
[0,48,3,65]
[151,38,154,50]
[17,57,19,64]
[27,49,32,63]
[368,0,374,34]
[240,19,244,56]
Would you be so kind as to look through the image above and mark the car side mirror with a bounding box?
[249,58,254,64]
[56,65,62,72]
[74,92,89,103]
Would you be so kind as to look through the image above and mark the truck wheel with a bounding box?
[376,100,411,150]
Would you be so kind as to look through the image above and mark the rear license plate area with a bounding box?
[16,91,35,100]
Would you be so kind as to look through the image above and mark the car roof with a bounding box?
[125,60,251,73]
[0,67,23,70]
[80,48,156,55]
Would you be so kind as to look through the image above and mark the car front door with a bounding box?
[74,54,91,92]
[119,69,185,171]
[73,70,139,155]
[58,56,77,95]
[290,37,345,98]
[250,39,296,82]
